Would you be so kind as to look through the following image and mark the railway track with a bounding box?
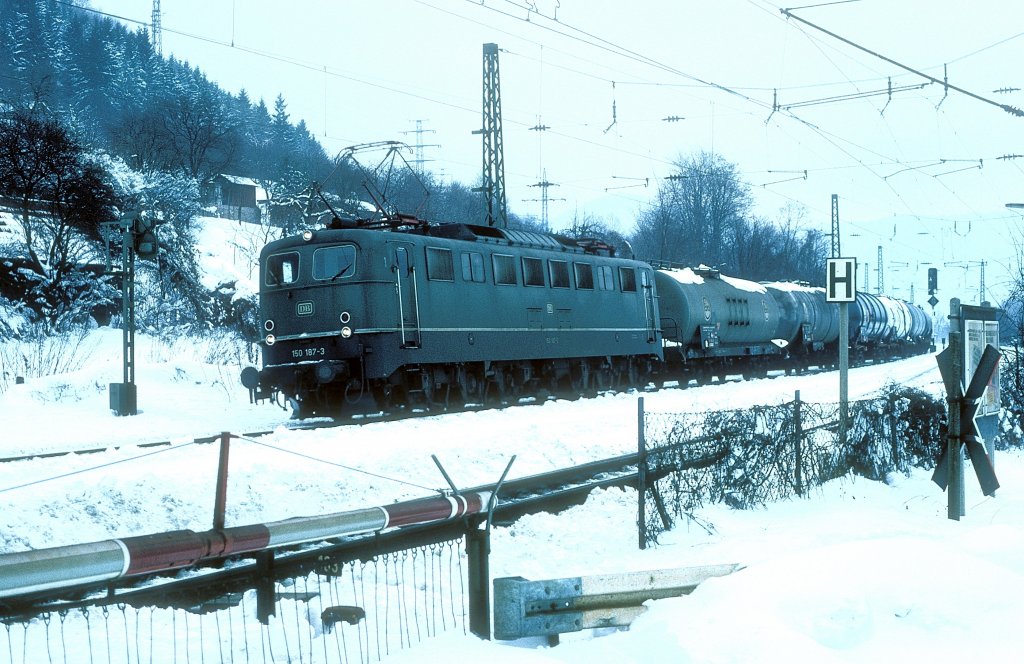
[0,398,551,464]
[0,355,938,466]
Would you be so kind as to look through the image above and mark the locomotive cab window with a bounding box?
[574,263,594,290]
[493,254,517,285]
[549,260,570,289]
[619,267,637,292]
[266,252,299,286]
[312,245,357,281]
[426,247,454,281]
[523,257,545,287]
[461,252,486,283]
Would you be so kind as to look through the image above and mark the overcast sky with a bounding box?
[87,0,1024,305]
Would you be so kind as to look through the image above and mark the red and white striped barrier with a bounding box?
[0,491,492,599]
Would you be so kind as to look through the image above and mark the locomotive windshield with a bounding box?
[313,245,357,281]
[265,252,299,286]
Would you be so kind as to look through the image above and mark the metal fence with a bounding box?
[2,534,475,664]
[638,388,946,547]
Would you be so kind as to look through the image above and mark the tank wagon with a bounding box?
[656,267,785,382]
[241,216,932,417]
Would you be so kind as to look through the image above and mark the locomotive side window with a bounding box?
[312,245,357,281]
[549,260,570,288]
[523,257,545,287]
[597,265,614,291]
[461,252,486,283]
[426,247,454,281]
[619,267,637,292]
[266,252,299,286]
[574,263,594,290]
[493,254,517,285]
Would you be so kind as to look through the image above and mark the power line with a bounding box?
[780,7,1024,117]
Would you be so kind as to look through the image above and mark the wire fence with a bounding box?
[639,386,947,546]
[2,538,468,664]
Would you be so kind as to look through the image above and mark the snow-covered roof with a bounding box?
[658,267,705,285]
[657,267,768,293]
[216,174,260,187]
[721,273,767,294]
[762,280,821,294]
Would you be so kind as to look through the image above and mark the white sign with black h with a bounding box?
[826,257,857,303]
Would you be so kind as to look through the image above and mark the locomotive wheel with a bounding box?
[371,382,390,411]
[576,361,597,398]
[458,367,484,405]
[627,361,640,388]
[485,367,507,406]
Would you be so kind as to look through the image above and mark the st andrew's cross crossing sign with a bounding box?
[933,342,1001,497]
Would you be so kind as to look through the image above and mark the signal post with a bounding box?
[826,257,857,448]
[102,211,158,416]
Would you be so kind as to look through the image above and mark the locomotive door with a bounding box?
[641,269,657,342]
[390,244,421,348]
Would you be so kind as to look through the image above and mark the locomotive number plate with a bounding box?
[292,346,326,359]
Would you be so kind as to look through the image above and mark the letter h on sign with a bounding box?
[826,258,857,303]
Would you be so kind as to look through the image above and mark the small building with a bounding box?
[209,174,268,224]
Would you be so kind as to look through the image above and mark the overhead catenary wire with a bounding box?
[461,0,1001,232]
[779,7,1024,117]
[58,0,1019,259]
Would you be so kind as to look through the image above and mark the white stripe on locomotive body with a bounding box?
[269,327,656,342]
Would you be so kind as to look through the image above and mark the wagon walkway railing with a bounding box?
[637,386,947,547]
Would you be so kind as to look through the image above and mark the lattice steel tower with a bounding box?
[478,43,508,228]
[877,245,884,294]
[151,0,163,56]
[525,170,564,231]
[830,194,840,257]
[401,120,440,172]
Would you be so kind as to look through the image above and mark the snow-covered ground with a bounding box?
[2,337,1022,662]
[2,217,1020,660]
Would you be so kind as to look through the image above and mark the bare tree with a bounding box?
[631,151,751,270]
[0,109,118,325]
[158,85,240,180]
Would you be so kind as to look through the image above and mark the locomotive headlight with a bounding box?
[302,230,314,242]
[264,319,275,332]
[265,334,276,346]
[341,326,352,339]
[339,311,351,324]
